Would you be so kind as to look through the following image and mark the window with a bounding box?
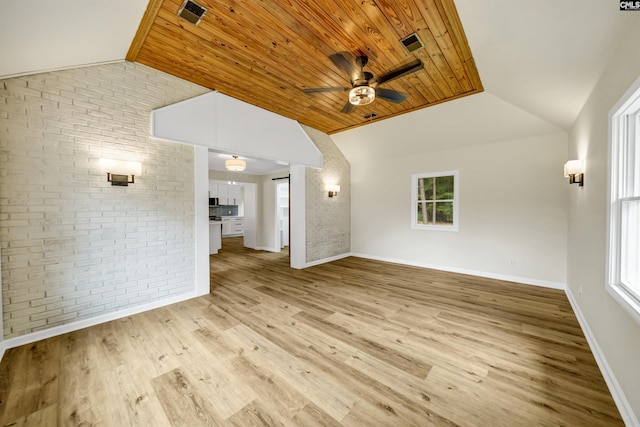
[411,170,459,231]
[607,76,640,324]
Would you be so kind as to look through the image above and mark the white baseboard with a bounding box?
[301,252,351,268]
[255,246,280,253]
[1,291,200,356]
[350,252,566,290]
[565,287,638,426]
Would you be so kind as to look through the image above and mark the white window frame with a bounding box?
[607,75,640,326]
[411,170,459,231]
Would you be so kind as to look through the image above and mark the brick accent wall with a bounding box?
[301,125,351,262]
[0,62,209,338]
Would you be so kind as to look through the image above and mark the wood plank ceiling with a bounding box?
[127,0,483,134]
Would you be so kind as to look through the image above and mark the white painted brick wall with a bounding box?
[301,125,351,262]
[0,62,209,338]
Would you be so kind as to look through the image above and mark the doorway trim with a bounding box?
[290,165,306,269]
[195,145,210,297]
[275,178,290,252]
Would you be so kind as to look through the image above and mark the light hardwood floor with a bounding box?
[0,237,622,426]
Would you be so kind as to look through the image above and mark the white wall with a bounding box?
[333,93,568,287]
[567,20,640,423]
[208,170,261,184]
[152,92,322,168]
[0,62,209,339]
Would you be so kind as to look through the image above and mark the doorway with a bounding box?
[276,181,289,251]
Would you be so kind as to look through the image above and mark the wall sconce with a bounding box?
[99,158,142,186]
[564,159,584,187]
[326,184,340,198]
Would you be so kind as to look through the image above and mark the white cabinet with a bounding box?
[209,180,219,198]
[216,183,242,205]
[210,180,243,205]
[221,219,232,236]
[217,184,229,204]
[228,185,241,205]
[222,217,244,236]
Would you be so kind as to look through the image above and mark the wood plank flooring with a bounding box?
[0,237,623,426]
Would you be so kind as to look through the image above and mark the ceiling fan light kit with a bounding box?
[349,86,375,106]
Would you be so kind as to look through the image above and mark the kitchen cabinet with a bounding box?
[228,185,241,205]
[209,180,219,198]
[216,183,242,205]
[217,184,229,204]
[222,216,244,236]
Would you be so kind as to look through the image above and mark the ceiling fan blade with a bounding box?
[376,59,424,85]
[356,55,369,69]
[375,88,408,103]
[330,52,363,84]
[340,100,356,114]
[303,87,350,93]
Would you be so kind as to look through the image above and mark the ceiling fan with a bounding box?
[303,52,424,113]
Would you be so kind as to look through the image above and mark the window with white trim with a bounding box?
[607,76,640,324]
[411,171,459,231]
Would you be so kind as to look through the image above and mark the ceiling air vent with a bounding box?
[177,0,208,26]
[400,33,424,54]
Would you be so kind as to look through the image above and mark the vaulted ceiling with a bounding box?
[126,0,483,134]
[2,2,638,137]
